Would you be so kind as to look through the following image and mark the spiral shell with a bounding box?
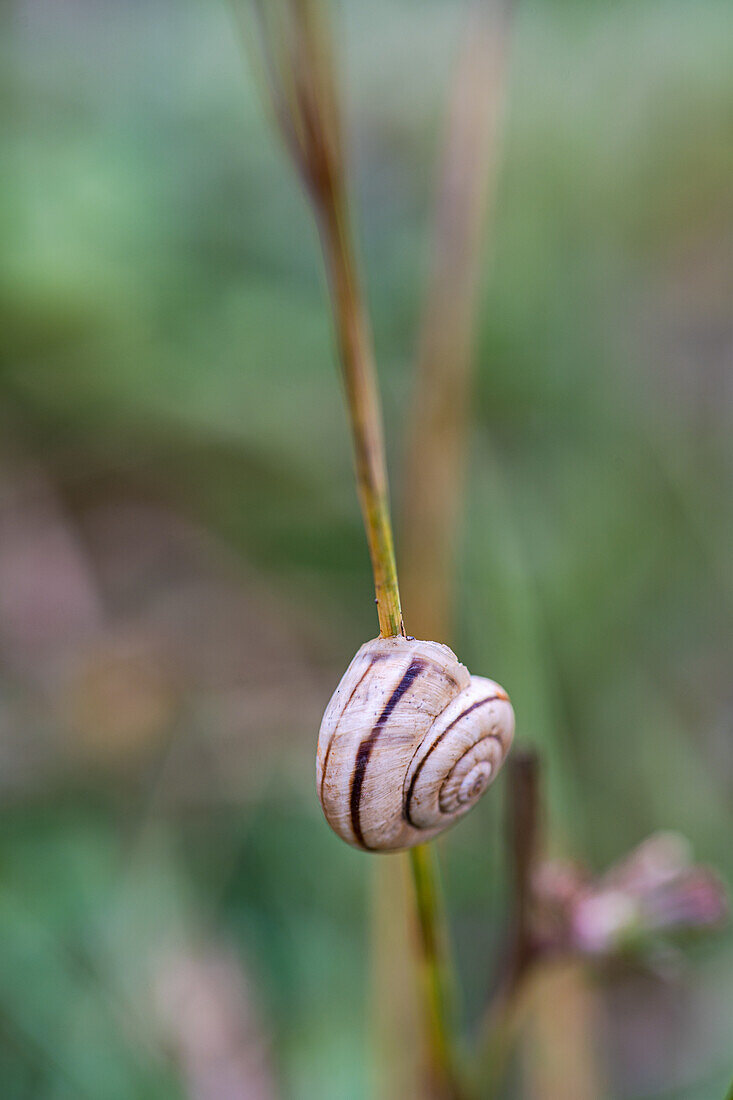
[316,636,514,851]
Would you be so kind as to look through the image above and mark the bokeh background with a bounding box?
[1,0,732,1097]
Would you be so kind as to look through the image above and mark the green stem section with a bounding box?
[409,844,467,1100]
[314,187,403,639]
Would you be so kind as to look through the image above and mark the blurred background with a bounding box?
[1,0,732,1097]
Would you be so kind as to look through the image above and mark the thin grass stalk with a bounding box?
[478,750,607,1098]
[521,963,606,1100]
[370,856,421,1099]
[244,3,462,1092]
[248,0,402,638]
[479,752,542,1096]
[396,5,515,1097]
[408,843,467,1100]
[394,7,605,1093]
[314,184,404,638]
[400,0,514,643]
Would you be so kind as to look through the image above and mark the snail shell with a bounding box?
[317,636,514,851]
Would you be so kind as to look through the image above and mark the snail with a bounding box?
[317,635,514,851]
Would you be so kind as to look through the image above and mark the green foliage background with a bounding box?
[0,1,731,1097]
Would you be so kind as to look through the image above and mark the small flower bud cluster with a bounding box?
[532,832,727,961]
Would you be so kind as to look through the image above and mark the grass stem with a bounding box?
[246,6,462,1093]
[314,185,404,639]
[249,0,403,638]
[408,844,470,1099]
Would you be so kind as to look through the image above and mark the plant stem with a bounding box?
[409,844,467,1100]
[248,0,402,639]
[316,162,465,1097]
[398,9,515,1097]
[401,0,513,643]
[504,751,542,990]
[313,186,403,638]
[246,7,460,1092]
[311,86,464,1100]
[480,751,542,1095]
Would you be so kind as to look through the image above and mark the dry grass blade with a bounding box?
[401,0,514,642]
[387,6,515,1097]
[250,0,342,204]
[358,3,517,1097]
[248,0,403,638]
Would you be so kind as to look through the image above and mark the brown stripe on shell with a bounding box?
[349,657,425,849]
[319,654,384,807]
[403,693,505,828]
